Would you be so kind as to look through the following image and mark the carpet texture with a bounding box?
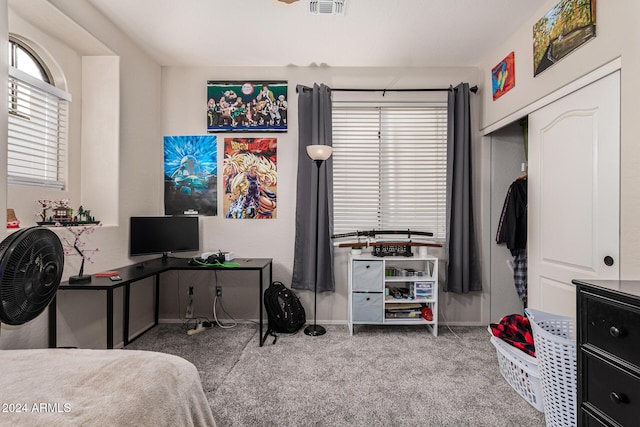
[126,323,546,426]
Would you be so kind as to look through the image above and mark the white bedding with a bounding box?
[0,349,216,426]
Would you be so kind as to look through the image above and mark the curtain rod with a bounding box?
[296,85,478,94]
[332,86,477,93]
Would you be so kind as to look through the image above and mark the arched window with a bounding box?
[8,36,70,189]
[9,37,52,83]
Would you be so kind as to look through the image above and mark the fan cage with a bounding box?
[0,226,64,325]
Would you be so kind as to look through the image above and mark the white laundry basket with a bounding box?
[525,308,577,427]
[489,333,544,411]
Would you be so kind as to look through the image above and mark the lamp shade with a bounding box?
[306,144,333,161]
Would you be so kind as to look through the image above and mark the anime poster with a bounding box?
[533,0,596,76]
[164,135,218,216]
[492,52,515,100]
[223,138,277,219]
[207,81,288,132]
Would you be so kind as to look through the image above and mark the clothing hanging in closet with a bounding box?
[496,176,527,302]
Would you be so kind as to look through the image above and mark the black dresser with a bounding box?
[572,279,640,426]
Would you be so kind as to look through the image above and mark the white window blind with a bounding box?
[8,67,70,189]
[332,102,448,240]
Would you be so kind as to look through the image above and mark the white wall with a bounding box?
[3,0,527,348]
[2,0,633,349]
[0,1,6,239]
[478,0,640,280]
[0,0,162,349]
[160,66,485,326]
[1,3,87,348]
[81,56,120,226]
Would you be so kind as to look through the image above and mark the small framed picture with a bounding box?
[207,81,288,132]
[492,52,515,101]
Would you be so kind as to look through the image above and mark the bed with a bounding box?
[0,348,216,426]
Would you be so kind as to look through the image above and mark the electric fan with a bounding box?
[0,226,64,325]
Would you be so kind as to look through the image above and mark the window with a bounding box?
[8,37,70,189]
[332,102,448,240]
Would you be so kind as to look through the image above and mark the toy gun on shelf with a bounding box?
[331,229,434,239]
[331,229,442,257]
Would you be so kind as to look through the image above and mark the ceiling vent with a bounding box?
[310,0,346,15]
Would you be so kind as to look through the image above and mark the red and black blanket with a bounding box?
[490,313,535,357]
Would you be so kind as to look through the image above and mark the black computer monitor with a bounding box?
[129,216,199,258]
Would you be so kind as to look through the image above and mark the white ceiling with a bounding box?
[87,0,546,68]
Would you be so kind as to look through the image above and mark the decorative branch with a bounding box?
[60,224,101,266]
[35,199,55,222]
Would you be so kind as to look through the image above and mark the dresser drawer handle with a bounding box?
[610,391,627,404]
[609,326,621,337]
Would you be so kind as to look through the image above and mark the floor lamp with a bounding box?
[304,144,333,337]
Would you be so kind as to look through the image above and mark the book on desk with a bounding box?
[95,271,119,277]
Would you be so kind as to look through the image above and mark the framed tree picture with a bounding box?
[207,81,288,132]
[533,0,596,76]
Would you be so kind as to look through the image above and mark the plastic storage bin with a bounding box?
[410,281,434,300]
[525,308,577,427]
[489,332,544,412]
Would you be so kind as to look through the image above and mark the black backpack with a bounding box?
[263,281,306,344]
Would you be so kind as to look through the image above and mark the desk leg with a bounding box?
[154,273,160,326]
[259,262,273,347]
[48,296,57,348]
[259,267,264,347]
[123,284,131,347]
[107,289,114,349]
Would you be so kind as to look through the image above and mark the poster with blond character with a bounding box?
[223,138,277,219]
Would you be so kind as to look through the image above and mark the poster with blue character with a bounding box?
[164,135,218,216]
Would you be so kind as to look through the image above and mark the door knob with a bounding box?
[604,256,614,266]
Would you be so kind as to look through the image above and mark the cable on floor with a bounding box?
[439,308,462,341]
[212,270,237,329]
[181,316,214,332]
[212,294,237,329]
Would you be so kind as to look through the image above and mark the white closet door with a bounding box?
[528,71,620,317]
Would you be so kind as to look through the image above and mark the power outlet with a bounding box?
[216,286,222,297]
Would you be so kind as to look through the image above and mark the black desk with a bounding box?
[48,257,272,349]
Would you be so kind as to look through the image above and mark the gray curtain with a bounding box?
[291,83,335,292]
[444,83,481,293]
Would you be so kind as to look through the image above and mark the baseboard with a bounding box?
[159,318,350,325]
[158,318,259,324]
[439,321,486,327]
[157,319,484,327]
[124,321,157,346]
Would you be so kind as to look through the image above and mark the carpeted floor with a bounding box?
[126,323,546,427]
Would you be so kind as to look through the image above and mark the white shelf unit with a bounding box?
[348,253,438,336]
